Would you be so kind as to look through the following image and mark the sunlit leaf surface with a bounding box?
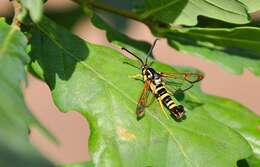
[133,0,249,26]
[19,0,43,22]
[166,27,260,76]
[28,17,254,167]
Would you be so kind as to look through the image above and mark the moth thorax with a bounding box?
[145,69,154,79]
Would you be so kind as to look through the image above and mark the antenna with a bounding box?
[145,38,159,64]
[122,47,144,65]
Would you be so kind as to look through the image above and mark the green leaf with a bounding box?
[59,161,94,167]
[0,18,53,166]
[239,0,260,13]
[166,27,260,76]
[46,7,84,30]
[29,16,253,167]
[134,0,250,26]
[197,95,260,166]
[20,0,43,22]
[91,14,152,58]
[170,68,260,165]
[246,155,260,167]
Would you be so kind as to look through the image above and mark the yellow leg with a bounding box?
[158,99,170,119]
[128,74,143,79]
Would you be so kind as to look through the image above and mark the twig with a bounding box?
[10,0,23,28]
[72,0,143,22]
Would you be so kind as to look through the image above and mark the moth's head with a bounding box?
[141,64,149,75]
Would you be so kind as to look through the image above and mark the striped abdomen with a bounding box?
[155,83,185,119]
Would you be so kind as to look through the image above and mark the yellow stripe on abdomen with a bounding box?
[158,93,169,101]
[166,100,174,107]
[169,103,177,109]
[155,86,164,93]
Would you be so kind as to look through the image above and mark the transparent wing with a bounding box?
[136,80,151,119]
[160,72,204,93]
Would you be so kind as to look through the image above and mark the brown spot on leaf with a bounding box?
[116,127,136,141]
[257,125,260,131]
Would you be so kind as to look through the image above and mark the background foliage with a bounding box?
[1,0,260,167]
[0,17,53,167]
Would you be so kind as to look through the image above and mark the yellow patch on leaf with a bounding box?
[116,127,136,141]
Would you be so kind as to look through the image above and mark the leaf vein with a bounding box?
[0,28,16,56]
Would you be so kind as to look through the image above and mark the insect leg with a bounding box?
[181,83,193,92]
[158,99,170,119]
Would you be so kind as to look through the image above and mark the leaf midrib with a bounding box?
[140,0,180,18]
[171,29,260,48]
[190,0,247,16]
[0,28,16,56]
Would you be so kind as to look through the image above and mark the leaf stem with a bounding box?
[73,0,143,22]
[10,0,22,28]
